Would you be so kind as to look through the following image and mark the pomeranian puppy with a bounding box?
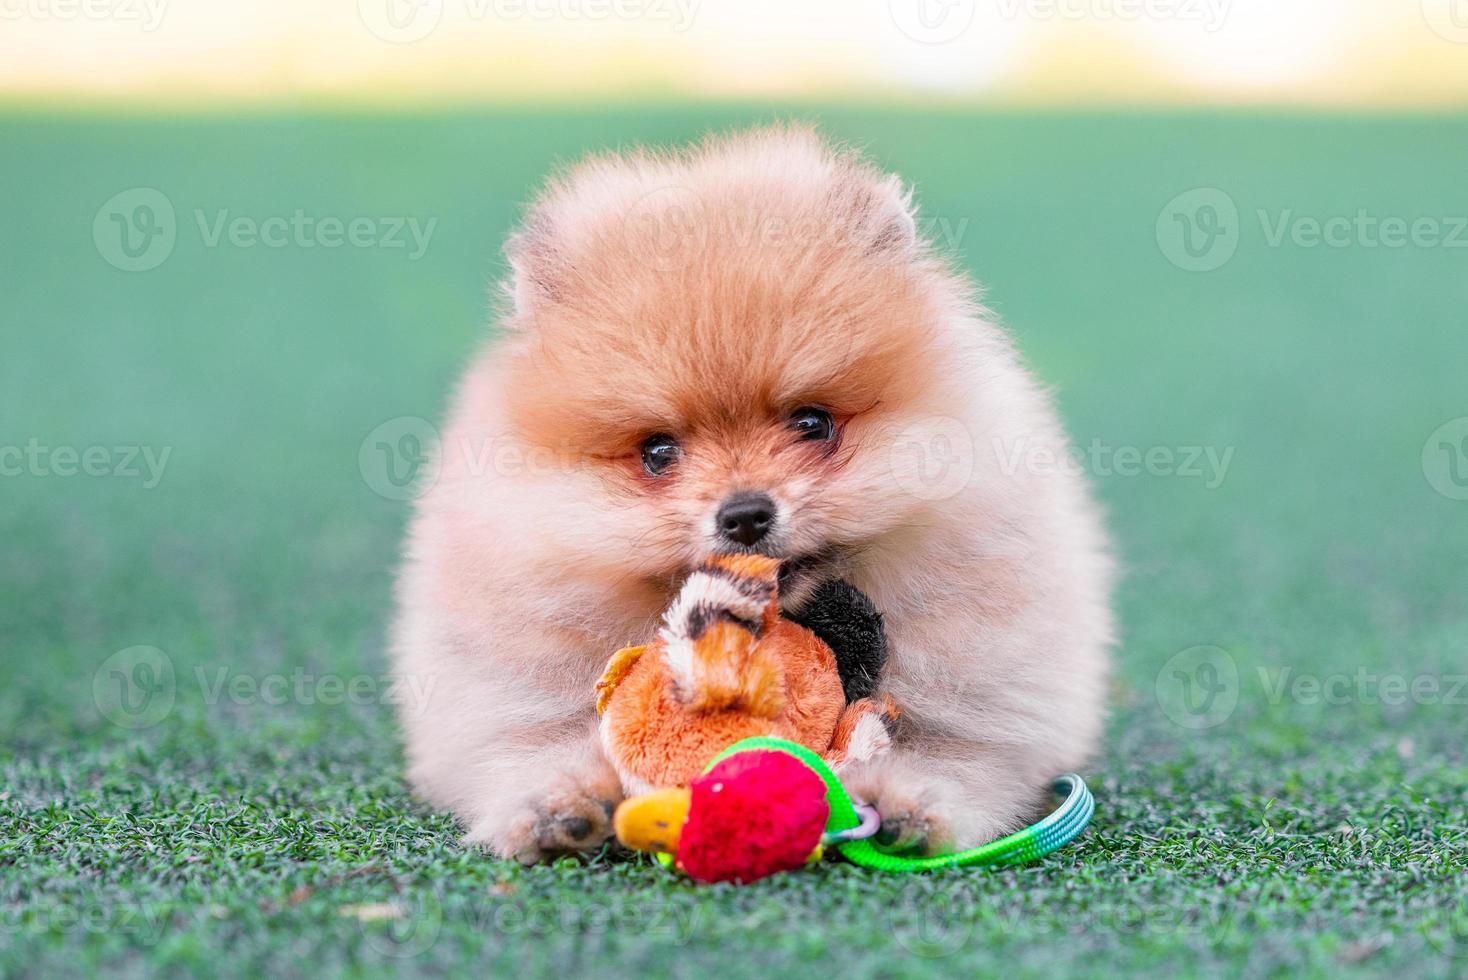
[391,125,1113,862]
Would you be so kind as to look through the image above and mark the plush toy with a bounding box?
[614,746,834,883]
[616,736,1098,883]
[597,554,1098,884]
[596,553,897,795]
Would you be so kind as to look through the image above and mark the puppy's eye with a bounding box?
[640,433,681,476]
[788,407,835,442]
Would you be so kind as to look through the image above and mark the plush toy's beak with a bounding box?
[613,788,692,856]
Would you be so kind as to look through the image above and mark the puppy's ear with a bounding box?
[868,173,919,254]
[503,213,561,319]
[853,173,919,256]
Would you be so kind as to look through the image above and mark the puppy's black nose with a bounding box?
[717,492,776,547]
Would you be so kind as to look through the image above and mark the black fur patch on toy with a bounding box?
[789,579,887,702]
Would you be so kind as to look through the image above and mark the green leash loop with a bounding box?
[704,736,1095,872]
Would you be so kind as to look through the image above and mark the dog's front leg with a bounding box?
[459,718,623,864]
[838,742,1050,853]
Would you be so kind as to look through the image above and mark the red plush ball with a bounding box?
[676,749,831,884]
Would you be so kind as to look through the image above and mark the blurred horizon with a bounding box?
[4,0,1468,109]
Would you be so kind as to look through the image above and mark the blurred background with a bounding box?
[3,3,1466,977]
[6,0,1468,107]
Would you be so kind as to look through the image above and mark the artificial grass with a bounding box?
[2,106,1466,978]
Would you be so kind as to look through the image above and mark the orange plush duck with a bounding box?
[597,553,895,795]
[595,554,896,881]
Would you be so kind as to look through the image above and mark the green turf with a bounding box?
[2,106,1466,978]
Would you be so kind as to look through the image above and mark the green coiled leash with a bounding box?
[704,736,1095,871]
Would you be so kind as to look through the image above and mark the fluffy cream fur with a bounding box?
[390,124,1114,862]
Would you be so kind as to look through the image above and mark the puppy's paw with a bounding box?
[523,791,619,864]
[469,787,621,864]
[872,802,944,854]
[843,768,951,856]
